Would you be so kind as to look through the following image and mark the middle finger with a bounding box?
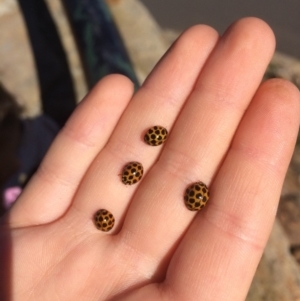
[64,25,219,229]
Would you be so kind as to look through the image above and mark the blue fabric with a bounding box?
[17,0,77,127]
[2,116,59,192]
[62,0,140,89]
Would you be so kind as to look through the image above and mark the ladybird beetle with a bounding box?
[122,162,143,185]
[144,126,168,146]
[94,209,115,232]
[184,182,209,211]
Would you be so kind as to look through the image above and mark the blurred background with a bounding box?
[0,1,300,300]
[140,0,300,59]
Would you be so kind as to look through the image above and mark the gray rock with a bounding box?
[107,0,169,83]
[247,220,300,301]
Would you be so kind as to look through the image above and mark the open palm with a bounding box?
[1,18,299,301]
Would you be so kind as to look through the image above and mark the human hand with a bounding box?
[1,18,299,301]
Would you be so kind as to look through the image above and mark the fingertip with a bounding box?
[260,78,300,127]
[222,17,276,60]
[230,17,275,45]
[231,77,300,175]
[85,74,135,104]
[262,77,300,101]
[233,17,275,39]
[176,24,220,53]
[141,23,220,102]
[181,23,220,39]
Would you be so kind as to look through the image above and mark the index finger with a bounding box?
[5,75,134,227]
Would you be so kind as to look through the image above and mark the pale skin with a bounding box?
[0,17,300,301]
